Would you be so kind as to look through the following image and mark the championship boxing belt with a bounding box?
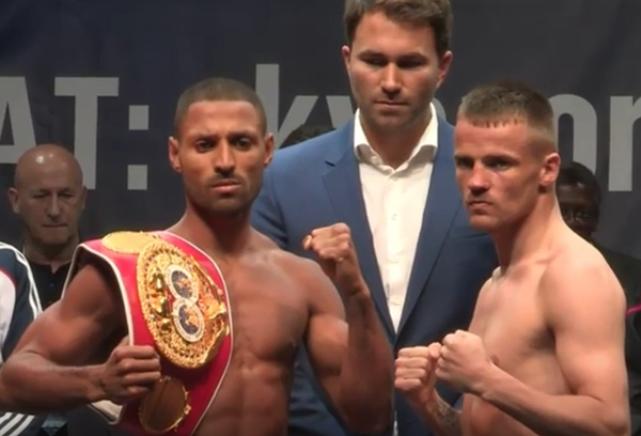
[68,231,233,435]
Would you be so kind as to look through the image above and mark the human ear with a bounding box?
[436,50,454,89]
[7,187,19,214]
[168,136,182,173]
[540,152,561,189]
[341,45,352,78]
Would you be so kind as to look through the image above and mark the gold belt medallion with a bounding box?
[138,376,191,434]
[137,240,230,369]
[102,231,159,254]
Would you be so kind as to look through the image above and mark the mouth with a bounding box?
[209,180,242,193]
[375,100,407,107]
[42,223,67,228]
[466,200,491,210]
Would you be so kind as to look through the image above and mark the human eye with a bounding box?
[231,135,254,150]
[397,56,426,69]
[454,156,473,170]
[360,53,387,67]
[195,138,215,152]
[485,156,513,171]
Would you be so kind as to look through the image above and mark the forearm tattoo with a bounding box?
[428,395,462,436]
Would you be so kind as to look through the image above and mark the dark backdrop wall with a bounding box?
[1,0,640,257]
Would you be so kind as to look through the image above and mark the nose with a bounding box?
[46,195,61,219]
[467,165,490,195]
[381,64,401,97]
[214,142,236,176]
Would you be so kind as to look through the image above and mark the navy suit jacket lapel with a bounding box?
[398,120,462,334]
[321,121,396,339]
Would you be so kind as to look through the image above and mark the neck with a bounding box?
[361,110,431,169]
[491,197,564,269]
[23,236,77,271]
[168,203,253,260]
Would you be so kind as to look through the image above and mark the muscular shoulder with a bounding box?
[261,239,327,283]
[543,234,618,287]
[540,233,625,318]
[597,244,641,301]
[475,268,500,300]
[252,230,322,271]
[252,232,339,305]
[61,252,124,325]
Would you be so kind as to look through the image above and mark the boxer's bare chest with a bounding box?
[462,265,567,436]
[470,266,554,374]
[219,255,309,367]
[193,254,310,435]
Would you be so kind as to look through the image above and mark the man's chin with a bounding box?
[37,236,73,248]
[201,201,250,218]
[372,113,407,126]
[369,112,427,135]
[467,215,499,232]
[214,207,246,217]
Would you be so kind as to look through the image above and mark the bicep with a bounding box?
[16,261,125,365]
[304,268,347,390]
[546,268,627,401]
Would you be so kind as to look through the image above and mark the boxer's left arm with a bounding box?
[436,260,629,436]
[0,260,160,413]
[301,223,393,434]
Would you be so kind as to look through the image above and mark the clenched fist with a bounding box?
[395,343,441,410]
[97,337,162,404]
[436,330,495,396]
[303,223,367,297]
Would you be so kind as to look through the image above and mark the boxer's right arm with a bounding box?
[395,344,463,436]
[0,261,160,413]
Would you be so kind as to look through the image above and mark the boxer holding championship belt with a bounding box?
[0,78,393,436]
[77,231,232,435]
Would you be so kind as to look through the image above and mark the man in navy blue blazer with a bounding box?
[252,0,497,434]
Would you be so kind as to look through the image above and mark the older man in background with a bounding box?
[8,144,86,310]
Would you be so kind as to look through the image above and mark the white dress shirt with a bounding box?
[354,106,438,331]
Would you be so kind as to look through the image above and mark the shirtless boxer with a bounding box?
[395,81,629,435]
[0,78,393,435]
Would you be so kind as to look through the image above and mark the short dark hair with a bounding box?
[173,77,267,136]
[557,161,602,208]
[344,0,452,58]
[457,80,555,150]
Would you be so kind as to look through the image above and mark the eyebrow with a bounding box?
[357,49,428,59]
[188,129,260,140]
[228,129,259,137]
